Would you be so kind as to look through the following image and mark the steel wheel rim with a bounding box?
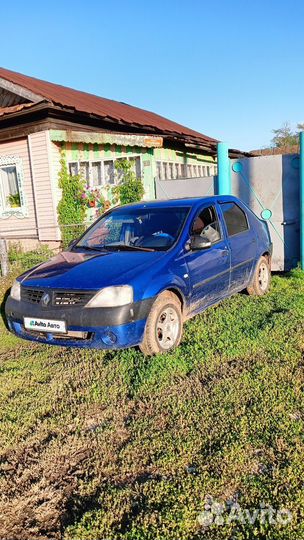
[156,306,180,350]
[258,262,269,291]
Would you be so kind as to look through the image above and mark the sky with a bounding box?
[2,0,304,151]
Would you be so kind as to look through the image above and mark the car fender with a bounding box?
[140,273,190,314]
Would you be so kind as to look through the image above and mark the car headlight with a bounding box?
[10,280,21,301]
[86,285,133,308]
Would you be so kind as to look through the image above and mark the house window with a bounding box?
[0,156,27,218]
[92,162,102,185]
[68,155,141,186]
[156,161,162,181]
[156,160,216,180]
[0,165,20,208]
[80,162,90,182]
[69,162,79,176]
[129,156,141,178]
[104,160,115,184]
[156,161,161,181]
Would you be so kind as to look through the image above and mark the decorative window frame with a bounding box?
[0,155,28,219]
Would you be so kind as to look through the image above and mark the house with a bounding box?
[0,67,247,248]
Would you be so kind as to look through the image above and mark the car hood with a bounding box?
[20,249,166,290]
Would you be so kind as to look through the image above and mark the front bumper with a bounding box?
[5,296,154,349]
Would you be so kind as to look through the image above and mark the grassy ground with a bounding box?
[0,267,303,540]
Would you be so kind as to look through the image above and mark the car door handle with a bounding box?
[221,249,229,257]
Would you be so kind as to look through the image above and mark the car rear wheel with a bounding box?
[139,291,183,355]
[247,255,271,296]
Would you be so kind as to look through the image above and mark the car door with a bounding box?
[185,204,231,313]
[218,201,256,292]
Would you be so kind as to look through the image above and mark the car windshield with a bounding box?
[75,206,190,251]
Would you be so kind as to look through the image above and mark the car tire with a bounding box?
[247,255,271,296]
[139,291,183,356]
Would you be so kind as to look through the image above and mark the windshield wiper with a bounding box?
[105,244,155,252]
[73,245,108,252]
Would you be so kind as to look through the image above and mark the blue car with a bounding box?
[5,196,272,355]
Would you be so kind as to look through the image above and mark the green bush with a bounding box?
[114,159,145,205]
[57,150,87,247]
[8,243,53,272]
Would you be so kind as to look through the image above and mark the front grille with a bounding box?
[24,328,92,340]
[54,331,91,340]
[21,288,94,307]
[53,291,94,306]
[21,288,44,304]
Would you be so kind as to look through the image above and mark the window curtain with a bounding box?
[2,166,19,196]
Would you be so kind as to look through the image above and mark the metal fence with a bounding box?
[155,154,301,271]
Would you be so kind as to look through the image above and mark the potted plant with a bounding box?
[7,193,21,208]
[81,187,106,215]
[81,187,95,207]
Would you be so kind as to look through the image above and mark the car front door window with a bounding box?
[191,206,221,244]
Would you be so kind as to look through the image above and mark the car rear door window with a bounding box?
[220,202,248,236]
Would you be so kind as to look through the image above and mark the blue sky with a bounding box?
[2,0,304,150]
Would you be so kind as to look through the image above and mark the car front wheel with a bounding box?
[247,255,271,296]
[139,291,183,355]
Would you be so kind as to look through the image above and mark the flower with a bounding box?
[80,186,106,211]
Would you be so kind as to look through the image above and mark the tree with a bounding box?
[271,122,298,148]
[271,122,304,149]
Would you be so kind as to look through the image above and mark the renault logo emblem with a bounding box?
[41,292,51,307]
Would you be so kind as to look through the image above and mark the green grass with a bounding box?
[0,271,303,539]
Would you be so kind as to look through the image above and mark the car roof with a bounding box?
[117,195,239,210]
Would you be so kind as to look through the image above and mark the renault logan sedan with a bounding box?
[5,196,272,355]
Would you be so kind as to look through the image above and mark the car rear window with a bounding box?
[220,202,249,236]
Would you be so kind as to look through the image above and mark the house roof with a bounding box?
[0,67,251,157]
[0,102,36,117]
[0,67,217,144]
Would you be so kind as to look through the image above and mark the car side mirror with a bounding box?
[190,235,212,250]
